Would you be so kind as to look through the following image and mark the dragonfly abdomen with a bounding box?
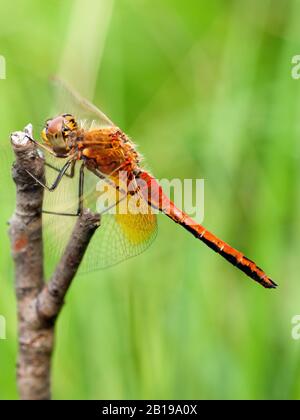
[137,170,277,289]
[184,222,277,289]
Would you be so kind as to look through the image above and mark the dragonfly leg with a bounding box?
[25,159,74,192]
[77,162,85,215]
[45,160,75,178]
[43,162,85,217]
[42,210,80,217]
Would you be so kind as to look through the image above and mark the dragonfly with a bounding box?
[26,80,276,289]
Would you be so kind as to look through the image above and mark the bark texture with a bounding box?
[9,126,100,399]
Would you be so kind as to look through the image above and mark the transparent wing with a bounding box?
[42,164,157,277]
[42,155,80,277]
[42,79,157,275]
[50,76,115,130]
[43,154,80,214]
[80,210,157,272]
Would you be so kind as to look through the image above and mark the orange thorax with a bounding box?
[78,127,140,175]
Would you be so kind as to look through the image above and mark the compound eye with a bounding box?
[47,117,63,135]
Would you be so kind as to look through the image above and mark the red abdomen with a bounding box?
[137,170,276,289]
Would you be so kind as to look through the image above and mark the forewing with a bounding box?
[50,77,115,130]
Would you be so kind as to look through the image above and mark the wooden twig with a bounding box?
[9,125,100,400]
[37,211,100,321]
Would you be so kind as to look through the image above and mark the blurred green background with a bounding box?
[1,0,300,400]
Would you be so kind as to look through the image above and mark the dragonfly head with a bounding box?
[41,114,78,154]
